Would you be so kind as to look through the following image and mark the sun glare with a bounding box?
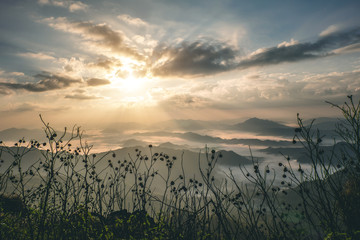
[107,58,150,95]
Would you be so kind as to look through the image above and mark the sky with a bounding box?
[1,0,360,131]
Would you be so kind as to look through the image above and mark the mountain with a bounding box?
[0,146,44,172]
[134,131,292,147]
[0,128,77,143]
[0,128,45,142]
[121,139,149,147]
[216,150,251,166]
[233,118,294,137]
[259,142,353,164]
[0,144,252,178]
[302,117,339,138]
[303,117,338,130]
[157,142,197,151]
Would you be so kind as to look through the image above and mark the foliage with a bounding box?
[0,96,359,239]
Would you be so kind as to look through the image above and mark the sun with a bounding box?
[107,58,150,93]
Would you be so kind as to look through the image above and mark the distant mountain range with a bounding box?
[0,144,252,180]
[133,131,292,147]
[0,117,339,151]
[0,128,47,142]
[231,117,338,138]
[233,118,295,137]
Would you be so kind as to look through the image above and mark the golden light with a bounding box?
[106,57,151,95]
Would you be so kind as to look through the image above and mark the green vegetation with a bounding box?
[0,96,359,239]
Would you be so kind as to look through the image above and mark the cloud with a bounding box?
[0,71,25,77]
[0,86,11,95]
[156,68,360,114]
[4,103,37,112]
[200,70,360,109]
[151,40,239,77]
[65,92,102,100]
[38,0,50,4]
[1,102,68,113]
[17,52,55,60]
[277,38,299,48]
[118,14,148,27]
[86,78,111,86]
[0,72,81,92]
[68,1,88,12]
[332,43,360,54]
[9,72,25,76]
[43,17,142,59]
[237,26,360,69]
[320,25,341,37]
[150,26,360,78]
[38,0,88,12]
[87,58,121,70]
[159,94,212,108]
[238,42,324,68]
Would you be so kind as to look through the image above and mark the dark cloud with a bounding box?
[46,18,143,60]
[238,43,324,68]
[87,59,118,70]
[87,78,111,86]
[238,26,360,69]
[150,26,360,78]
[151,40,239,77]
[73,21,136,55]
[0,72,81,92]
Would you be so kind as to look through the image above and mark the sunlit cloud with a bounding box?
[1,0,360,131]
[42,17,143,59]
[153,68,360,112]
[87,58,120,70]
[0,86,11,95]
[277,38,299,48]
[118,14,148,27]
[319,24,342,37]
[68,1,88,12]
[17,52,55,60]
[1,102,68,113]
[159,94,212,109]
[332,43,360,54]
[9,72,25,76]
[38,0,88,12]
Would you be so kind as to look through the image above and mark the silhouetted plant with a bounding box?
[0,96,359,239]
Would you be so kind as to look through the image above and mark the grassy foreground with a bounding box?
[0,96,360,240]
